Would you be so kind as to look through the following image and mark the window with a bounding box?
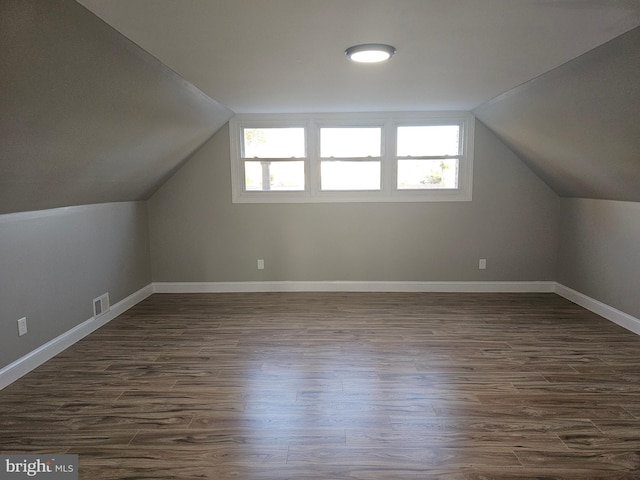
[230,112,474,203]
[320,127,382,191]
[396,125,461,190]
[241,127,305,191]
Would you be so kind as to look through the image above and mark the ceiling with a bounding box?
[76,0,640,113]
[0,0,232,215]
[474,26,640,201]
[1,0,639,215]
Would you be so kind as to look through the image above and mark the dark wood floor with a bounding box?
[1,292,639,479]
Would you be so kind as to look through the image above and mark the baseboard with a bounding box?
[153,280,557,293]
[0,284,153,390]
[155,281,639,336]
[3,280,635,390]
[554,283,640,336]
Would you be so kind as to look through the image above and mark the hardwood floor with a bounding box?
[1,292,639,479]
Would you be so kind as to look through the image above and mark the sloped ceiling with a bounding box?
[2,1,639,213]
[74,0,640,203]
[0,0,232,215]
[76,0,640,114]
[474,26,640,202]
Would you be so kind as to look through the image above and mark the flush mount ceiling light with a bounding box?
[345,43,396,63]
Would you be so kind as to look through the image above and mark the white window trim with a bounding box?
[230,112,474,203]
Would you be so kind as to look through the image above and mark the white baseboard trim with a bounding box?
[155,280,639,336]
[153,280,557,294]
[554,283,640,336]
[0,284,153,390]
[3,280,636,391]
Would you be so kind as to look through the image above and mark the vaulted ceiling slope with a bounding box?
[0,0,232,215]
[3,1,639,214]
[75,0,640,114]
[474,26,640,202]
[74,0,640,203]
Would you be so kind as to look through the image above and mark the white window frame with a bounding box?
[229,112,474,203]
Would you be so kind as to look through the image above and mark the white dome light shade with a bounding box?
[345,44,396,63]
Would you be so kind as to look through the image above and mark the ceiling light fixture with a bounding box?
[345,43,396,63]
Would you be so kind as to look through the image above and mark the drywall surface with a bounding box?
[0,0,232,214]
[148,120,559,284]
[558,198,640,319]
[474,27,640,202]
[0,202,151,368]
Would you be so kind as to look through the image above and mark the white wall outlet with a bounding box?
[257,259,265,270]
[17,317,28,336]
[479,258,487,270]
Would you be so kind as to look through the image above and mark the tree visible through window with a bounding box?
[242,127,305,191]
[230,113,474,203]
[396,125,461,189]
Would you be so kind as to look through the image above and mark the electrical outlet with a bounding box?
[17,317,28,336]
[479,258,487,270]
[257,259,265,270]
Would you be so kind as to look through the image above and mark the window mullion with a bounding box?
[307,120,319,196]
[383,119,396,193]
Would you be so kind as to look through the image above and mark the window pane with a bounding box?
[320,127,381,158]
[321,161,381,190]
[243,128,305,158]
[244,160,305,191]
[397,159,458,189]
[397,125,460,157]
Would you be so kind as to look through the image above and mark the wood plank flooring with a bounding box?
[1,292,639,479]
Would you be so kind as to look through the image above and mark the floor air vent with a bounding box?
[93,293,110,318]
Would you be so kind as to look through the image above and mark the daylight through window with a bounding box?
[230,112,474,203]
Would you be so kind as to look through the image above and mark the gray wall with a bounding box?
[558,198,640,319]
[148,120,559,283]
[0,202,151,368]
